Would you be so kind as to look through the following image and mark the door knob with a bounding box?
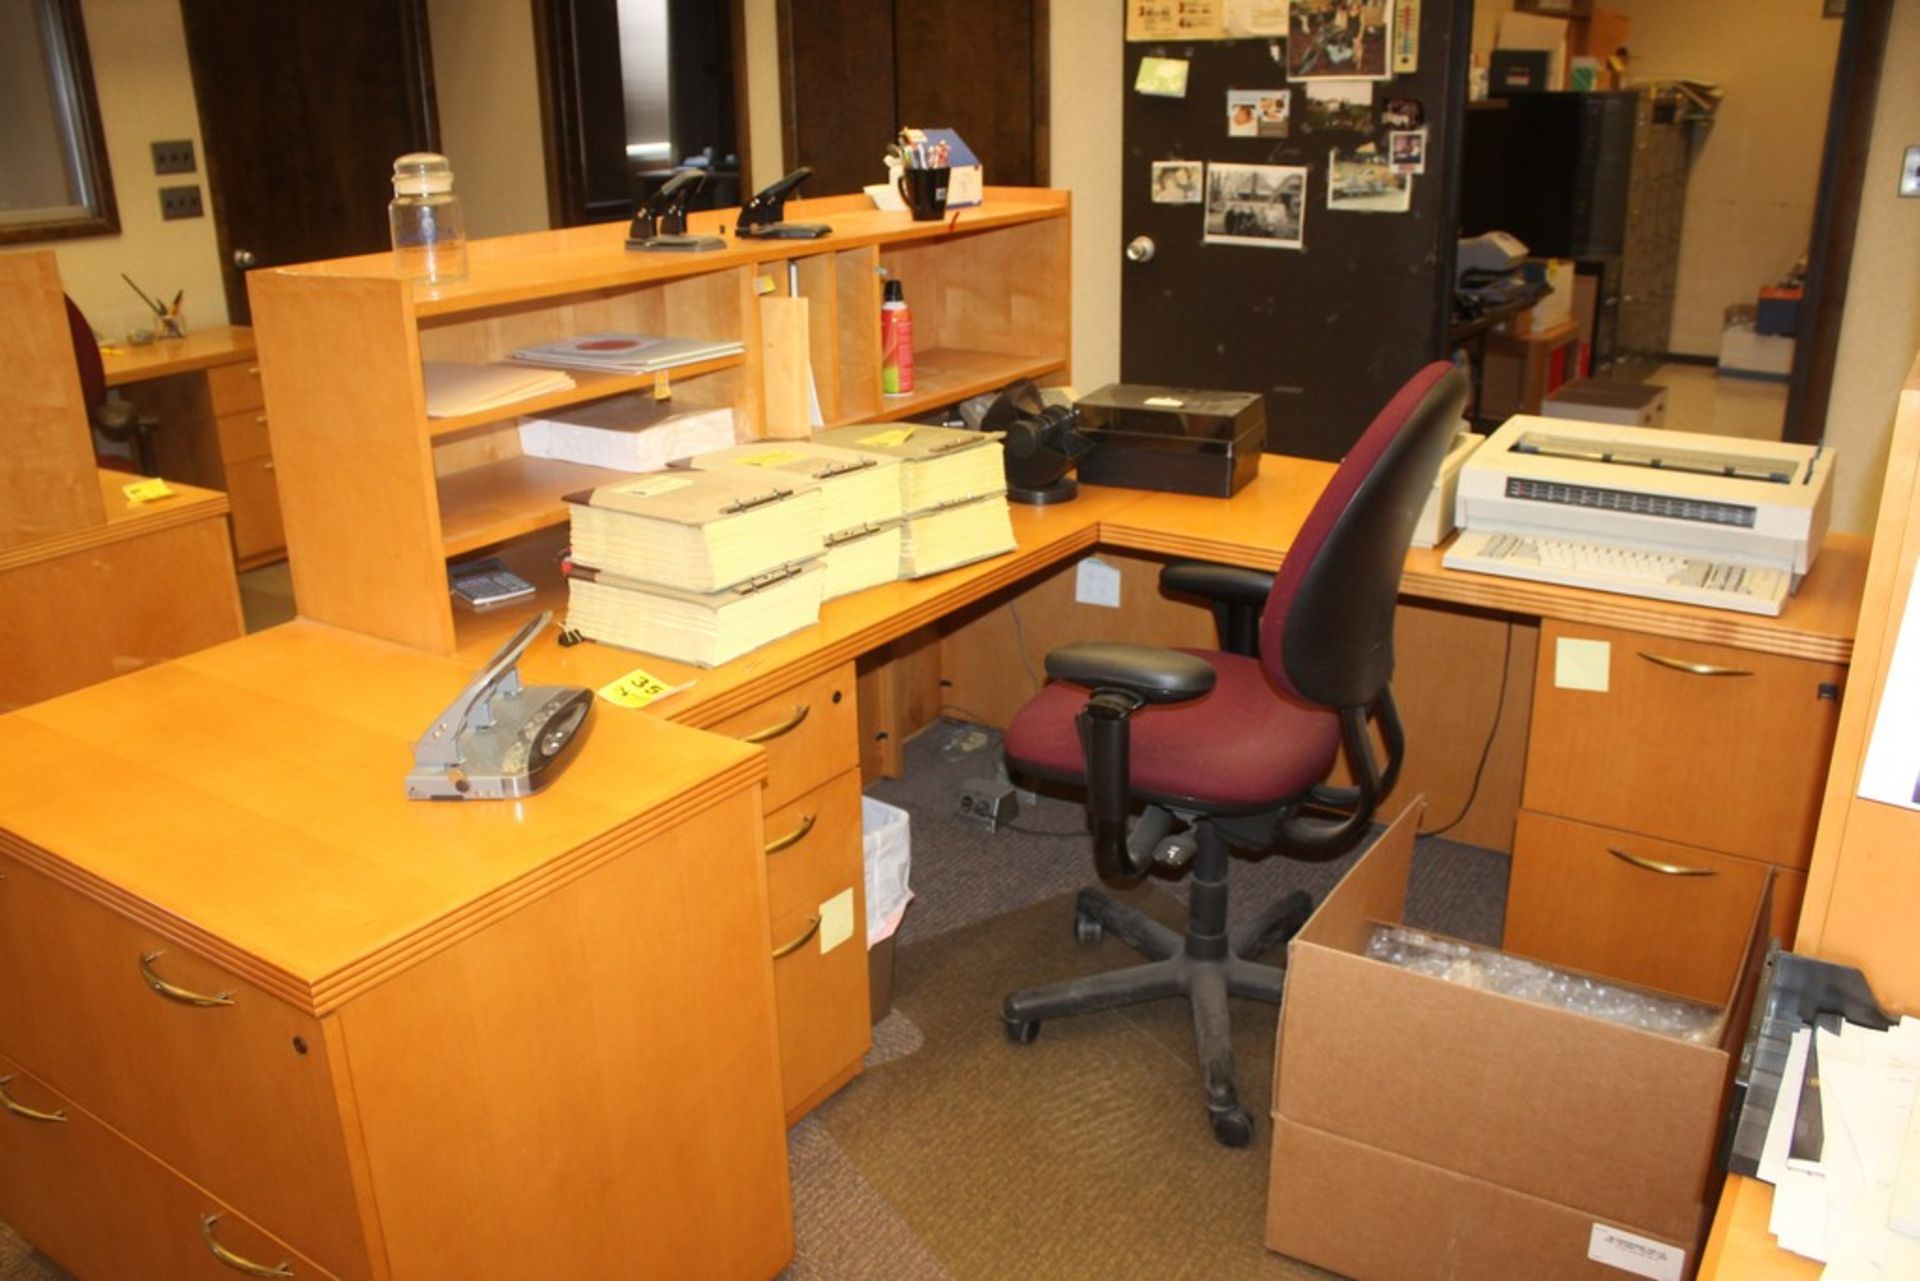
[1125,236,1156,263]
[232,249,257,269]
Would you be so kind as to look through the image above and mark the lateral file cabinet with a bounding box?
[708,663,872,1121]
[145,356,287,568]
[1507,619,1844,1001]
[0,626,795,1281]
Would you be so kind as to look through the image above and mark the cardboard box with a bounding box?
[1719,325,1793,382]
[1520,259,1577,335]
[1543,378,1667,427]
[1267,801,1770,1281]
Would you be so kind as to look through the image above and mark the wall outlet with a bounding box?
[159,185,204,220]
[150,140,196,175]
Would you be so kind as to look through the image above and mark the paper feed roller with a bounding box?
[1453,416,1833,581]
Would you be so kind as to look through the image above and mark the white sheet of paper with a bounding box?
[1858,571,1920,811]
[1762,1027,1811,1187]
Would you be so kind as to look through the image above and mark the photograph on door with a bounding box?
[1287,0,1392,80]
[1203,162,1307,249]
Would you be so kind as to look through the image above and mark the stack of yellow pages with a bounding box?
[682,441,905,599]
[564,469,825,665]
[566,562,825,668]
[813,424,1014,577]
[422,361,576,418]
[518,397,737,472]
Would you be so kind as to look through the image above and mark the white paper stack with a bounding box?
[519,397,737,473]
[511,331,745,374]
[566,562,824,668]
[811,424,1014,578]
[422,361,575,418]
[681,441,906,598]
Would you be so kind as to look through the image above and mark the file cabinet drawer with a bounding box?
[0,851,369,1278]
[709,663,860,811]
[226,453,287,562]
[769,890,870,1122]
[0,1053,337,1281]
[214,406,272,464]
[206,359,265,416]
[1524,620,1844,867]
[763,769,864,925]
[1505,811,1805,1005]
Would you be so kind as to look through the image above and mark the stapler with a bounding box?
[627,168,727,252]
[735,167,831,240]
[405,610,593,800]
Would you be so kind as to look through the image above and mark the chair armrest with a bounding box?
[1045,642,1215,703]
[1160,562,1274,658]
[92,401,139,433]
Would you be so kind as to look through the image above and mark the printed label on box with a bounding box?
[1587,1223,1683,1281]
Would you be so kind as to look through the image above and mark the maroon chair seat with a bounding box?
[1006,649,1341,813]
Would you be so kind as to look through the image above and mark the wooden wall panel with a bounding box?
[0,252,106,546]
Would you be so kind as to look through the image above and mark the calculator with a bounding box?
[448,558,537,611]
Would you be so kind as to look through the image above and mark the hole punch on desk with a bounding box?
[627,167,727,253]
[735,167,832,241]
[998,362,1468,1146]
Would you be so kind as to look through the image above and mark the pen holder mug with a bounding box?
[898,167,951,221]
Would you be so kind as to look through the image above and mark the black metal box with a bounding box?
[1073,384,1266,498]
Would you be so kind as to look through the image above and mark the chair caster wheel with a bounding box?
[1004,1017,1039,1045]
[1073,912,1104,944]
[1209,1106,1254,1148]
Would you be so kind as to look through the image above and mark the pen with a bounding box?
[121,273,166,317]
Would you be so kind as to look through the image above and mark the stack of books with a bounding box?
[813,424,1015,578]
[422,361,576,418]
[512,332,745,375]
[519,396,737,472]
[564,468,824,666]
[681,442,904,600]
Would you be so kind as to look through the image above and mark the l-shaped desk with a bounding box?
[0,456,1869,1280]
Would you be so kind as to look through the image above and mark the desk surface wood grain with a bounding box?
[100,325,254,387]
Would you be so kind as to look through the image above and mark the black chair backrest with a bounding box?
[1260,362,1468,710]
[65,297,106,412]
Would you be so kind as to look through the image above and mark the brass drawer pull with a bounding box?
[139,951,235,1007]
[0,1075,68,1123]
[200,1215,293,1277]
[1637,651,1754,678]
[765,813,817,855]
[739,704,810,744]
[1608,846,1716,878]
[771,915,821,960]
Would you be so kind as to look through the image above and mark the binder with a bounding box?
[565,468,823,593]
[567,561,824,667]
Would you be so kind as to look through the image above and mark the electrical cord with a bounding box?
[1008,599,1043,694]
[1418,619,1514,840]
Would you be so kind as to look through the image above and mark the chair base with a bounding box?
[1003,882,1315,1147]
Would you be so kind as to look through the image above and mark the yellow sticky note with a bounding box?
[818,887,855,954]
[734,450,803,468]
[652,368,672,401]
[121,477,174,504]
[753,275,777,295]
[1554,637,1611,693]
[597,666,691,709]
[859,428,914,447]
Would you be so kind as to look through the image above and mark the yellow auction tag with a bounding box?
[858,427,914,447]
[597,666,692,709]
[652,368,672,401]
[734,450,802,467]
[121,477,174,504]
[753,275,777,295]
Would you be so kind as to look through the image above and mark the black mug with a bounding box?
[898,167,951,221]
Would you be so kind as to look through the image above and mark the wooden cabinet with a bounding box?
[141,339,288,568]
[1508,619,1842,985]
[0,624,794,1280]
[245,191,1071,658]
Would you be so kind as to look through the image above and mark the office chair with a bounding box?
[65,297,159,475]
[1000,361,1468,1146]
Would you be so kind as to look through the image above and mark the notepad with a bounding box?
[519,397,737,472]
[511,332,745,374]
[565,468,823,593]
[422,361,576,418]
[812,423,1008,515]
[566,561,824,667]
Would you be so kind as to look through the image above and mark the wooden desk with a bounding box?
[0,471,243,715]
[1699,1176,1819,1280]
[0,460,1868,1279]
[102,327,286,568]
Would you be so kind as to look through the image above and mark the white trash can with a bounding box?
[862,796,912,1021]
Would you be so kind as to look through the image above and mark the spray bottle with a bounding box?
[881,279,914,396]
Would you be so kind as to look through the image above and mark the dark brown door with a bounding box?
[1119,9,1467,460]
[180,0,438,324]
[779,0,1045,199]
